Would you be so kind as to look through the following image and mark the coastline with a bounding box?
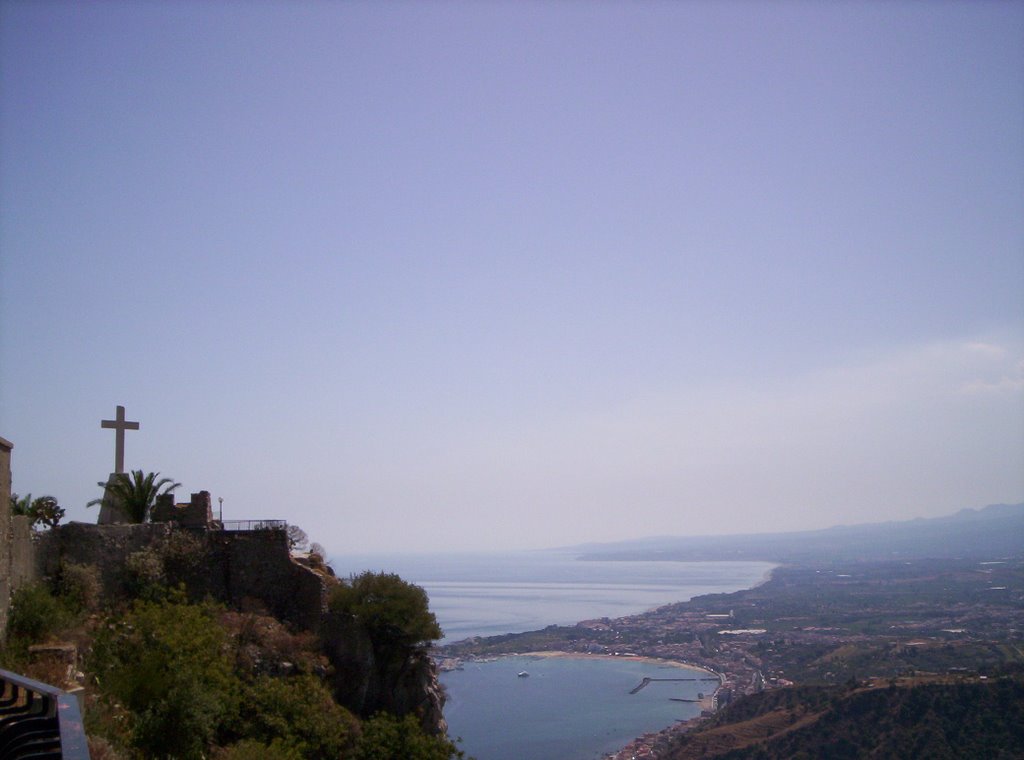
[753,562,778,588]
[442,649,723,713]
[434,557,776,758]
[519,650,721,711]
[439,649,722,759]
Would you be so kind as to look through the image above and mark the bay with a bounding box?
[332,550,773,643]
[441,655,714,760]
[331,551,773,759]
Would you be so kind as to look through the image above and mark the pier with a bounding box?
[629,676,720,694]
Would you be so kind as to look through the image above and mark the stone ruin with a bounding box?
[150,490,214,528]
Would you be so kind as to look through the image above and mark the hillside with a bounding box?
[441,553,1024,759]
[1,523,463,759]
[662,675,1024,759]
[573,502,1024,562]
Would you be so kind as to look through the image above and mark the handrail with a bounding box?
[216,519,287,532]
[0,668,90,759]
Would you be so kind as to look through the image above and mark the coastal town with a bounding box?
[437,556,1024,758]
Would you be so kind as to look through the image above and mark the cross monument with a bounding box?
[101,405,139,474]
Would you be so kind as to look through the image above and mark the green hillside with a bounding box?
[664,675,1024,760]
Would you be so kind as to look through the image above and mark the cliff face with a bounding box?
[36,522,448,735]
[321,613,447,735]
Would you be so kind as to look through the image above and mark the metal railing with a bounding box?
[0,668,90,759]
[216,520,287,532]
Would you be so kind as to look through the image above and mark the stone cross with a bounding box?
[101,405,139,474]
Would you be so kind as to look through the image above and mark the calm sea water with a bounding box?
[331,551,773,760]
[333,550,773,643]
[442,655,714,760]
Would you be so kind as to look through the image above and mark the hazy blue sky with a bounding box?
[2,2,1022,554]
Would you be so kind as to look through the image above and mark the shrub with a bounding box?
[58,562,102,613]
[86,735,129,760]
[220,610,326,677]
[90,596,240,758]
[122,548,166,599]
[236,674,359,759]
[354,712,465,760]
[7,583,69,642]
[215,739,303,760]
[329,572,442,651]
[161,529,205,576]
[132,680,221,759]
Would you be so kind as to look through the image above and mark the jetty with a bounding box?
[629,676,720,695]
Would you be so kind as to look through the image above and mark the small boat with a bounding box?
[517,671,530,678]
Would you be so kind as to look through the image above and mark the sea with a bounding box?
[332,550,774,760]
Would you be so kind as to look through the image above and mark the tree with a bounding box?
[9,493,65,530]
[354,713,465,760]
[286,524,309,552]
[235,675,359,759]
[329,572,442,651]
[88,470,180,523]
[29,496,65,529]
[10,492,32,516]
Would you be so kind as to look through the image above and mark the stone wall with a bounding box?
[43,522,327,631]
[204,528,327,630]
[151,491,213,528]
[0,436,12,637]
[42,522,173,597]
[10,516,40,591]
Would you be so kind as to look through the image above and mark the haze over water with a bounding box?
[333,552,773,758]
[333,551,774,642]
[4,4,1021,557]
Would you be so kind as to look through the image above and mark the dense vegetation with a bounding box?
[664,676,1024,759]
[1,542,464,759]
[329,571,443,652]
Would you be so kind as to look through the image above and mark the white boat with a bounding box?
[517,671,530,678]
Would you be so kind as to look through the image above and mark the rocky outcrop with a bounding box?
[34,521,448,735]
[202,528,327,631]
[386,649,447,736]
[321,613,447,736]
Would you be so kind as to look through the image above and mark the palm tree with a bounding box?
[10,493,33,516]
[88,470,181,523]
[10,493,65,529]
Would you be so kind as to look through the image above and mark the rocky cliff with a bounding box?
[321,613,448,735]
[34,521,447,735]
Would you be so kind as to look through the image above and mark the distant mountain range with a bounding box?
[572,502,1024,562]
